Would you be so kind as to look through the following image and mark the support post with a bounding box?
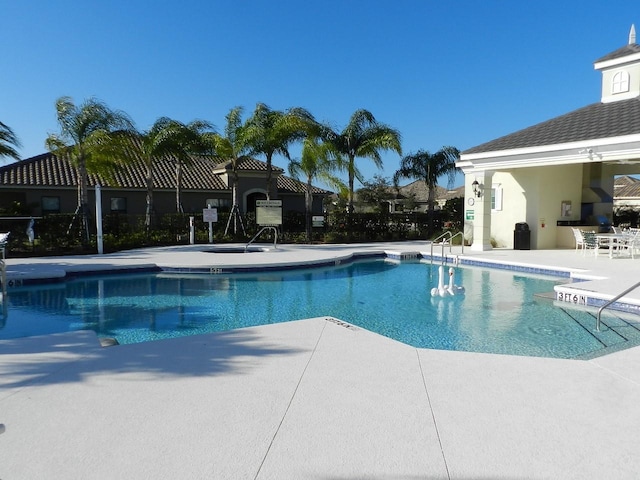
[95,184,104,254]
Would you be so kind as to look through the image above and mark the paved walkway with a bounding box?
[2,242,640,479]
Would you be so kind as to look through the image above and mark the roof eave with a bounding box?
[458,133,640,172]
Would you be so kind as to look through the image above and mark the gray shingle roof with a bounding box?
[462,98,640,155]
[594,43,640,63]
[0,152,331,195]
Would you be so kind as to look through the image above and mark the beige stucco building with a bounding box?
[459,26,640,250]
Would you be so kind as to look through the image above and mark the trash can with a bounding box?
[514,222,530,250]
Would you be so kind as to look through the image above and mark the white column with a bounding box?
[467,171,494,251]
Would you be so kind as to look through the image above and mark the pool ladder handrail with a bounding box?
[245,226,278,252]
[430,231,464,263]
[596,279,640,331]
[0,240,6,317]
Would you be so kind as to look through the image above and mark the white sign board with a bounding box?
[256,207,282,226]
[256,200,282,226]
[203,207,218,223]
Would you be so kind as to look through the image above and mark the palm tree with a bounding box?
[289,138,346,242]
[211,107,251,236]
[323,109,402,214]
[105,117,213,229]
[46,96,133,242]
[0,121,21,161]
[162,119,214,214]
[243,103,317,200]
[393,146,460,234]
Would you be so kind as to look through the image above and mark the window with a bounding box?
[491,186,503,212]
[612,71,630,94]
[205,198,230,208]
[41,196,60,213]
[110,197,127,213]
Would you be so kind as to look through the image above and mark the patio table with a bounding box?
[596,233,629,258]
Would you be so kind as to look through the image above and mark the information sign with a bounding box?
[203,207,218,223]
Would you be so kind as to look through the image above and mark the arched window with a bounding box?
[612,71,630,94]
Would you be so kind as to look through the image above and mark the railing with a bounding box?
[0,239,6,317]
[246,226,278,252]
[430,231,464,263]
[596,280,640,331]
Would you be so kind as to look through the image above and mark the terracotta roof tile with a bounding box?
[277,175,331,195]
[0,152,330,195]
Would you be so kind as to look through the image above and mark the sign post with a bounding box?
[203,205,218,243]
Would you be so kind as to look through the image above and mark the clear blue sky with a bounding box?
[1,0,636,189]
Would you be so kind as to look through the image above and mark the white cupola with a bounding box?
[594,24,640,103]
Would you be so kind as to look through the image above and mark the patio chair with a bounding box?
[617,230,640,259]
[580,230,601,256]
[571,228,585,252]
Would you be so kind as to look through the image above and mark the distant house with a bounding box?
[391,181,464,212]
[614,175,640,212]
[344,181,463,214]
[0,152,331,217]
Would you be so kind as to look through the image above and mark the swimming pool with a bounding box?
[2,259,639,358]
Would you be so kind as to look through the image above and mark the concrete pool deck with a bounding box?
[2,242,640,479]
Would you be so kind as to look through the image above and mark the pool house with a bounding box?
[459,26,640,250]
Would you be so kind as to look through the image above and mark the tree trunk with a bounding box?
[427,183,435,236]
[145,161,155,230]
[347,155,355,214]
[77,158,91,243]
[265,153,273,200]
[175,162,183,213]
[306,177,313,243]
[231,172,239,235]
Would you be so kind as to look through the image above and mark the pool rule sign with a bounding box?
[256,200,282,226]
[203,205,218,243]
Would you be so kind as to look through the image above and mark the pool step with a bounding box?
[559,307,640,358]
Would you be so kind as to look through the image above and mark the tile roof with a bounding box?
[213,157,285,173]
[396,180,464,202]
[614,175,640,198]
[276,175,331,195]
[0,152,331,195]
[462,98,640,155]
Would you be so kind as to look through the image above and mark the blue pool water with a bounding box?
[2,259,639,358]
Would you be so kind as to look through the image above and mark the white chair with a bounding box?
[617,230,640,259]
[571,228,585,252]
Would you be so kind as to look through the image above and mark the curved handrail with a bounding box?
[596,279,640,331]
[429,231,464,263]
[246,226,278,252]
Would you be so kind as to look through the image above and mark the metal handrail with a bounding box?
[596,279,640,331]
[0,241,7,317]
[450,232,464,255]
[429,231,464,263]
[246,226,278,252]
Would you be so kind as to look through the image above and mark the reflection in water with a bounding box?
[0,261,607,358]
